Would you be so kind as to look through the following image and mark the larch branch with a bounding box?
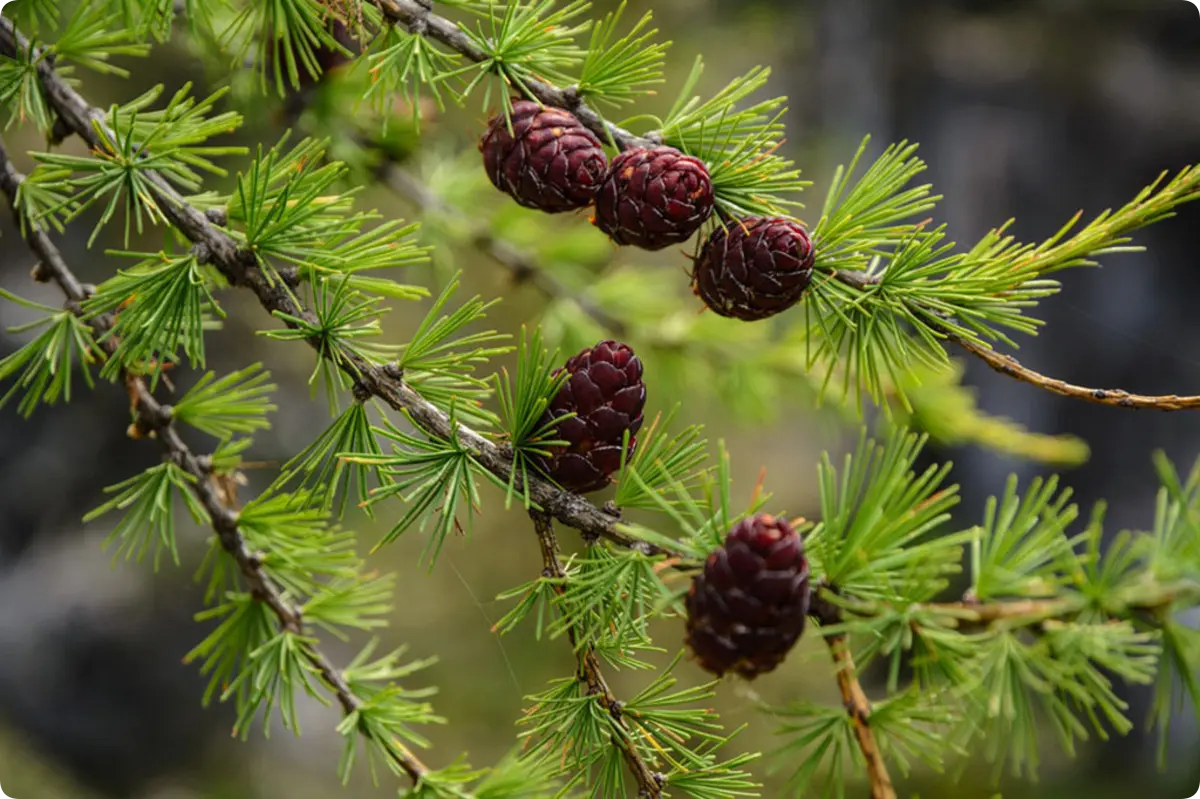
[0,134,430,786]
[953,334,1200,411]
[809,592,896,799]
[0,14,688,561]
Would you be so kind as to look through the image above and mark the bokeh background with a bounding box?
[1,0,1200,796]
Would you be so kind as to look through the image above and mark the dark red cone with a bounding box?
[539,340,647,494]
[692,217,816,321]
[593,146,714,250]
[684,514,811,679]
[480,100,609,213]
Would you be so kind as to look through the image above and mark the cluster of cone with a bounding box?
[480,100,817,322]
[481,101,814,679]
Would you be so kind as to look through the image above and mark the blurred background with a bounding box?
[1,0,1199,796]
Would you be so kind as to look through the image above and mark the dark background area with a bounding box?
[1,0,1198,796]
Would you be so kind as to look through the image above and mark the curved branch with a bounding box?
[0,135,430,786]
[0,15,688,560]
[953,335,1200,411]
[826,268,1200,412]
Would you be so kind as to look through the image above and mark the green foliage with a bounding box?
[397,275,510,427]
[32,84,244,245]
[617,439,774,562]
[351,415,487,566]
[455,0,591,115]
[263,274,399,410]
[0,289,97,416]
[234,490,365,597]
[969,474,1079,601]
[84,250,223,383]
[493,326,566,505]
[85,462,210,569]
[550,546,670,666]
[8,0,62,33]
[612,408,708,511]
[0,35,54,131]
[172,363,277,439]
[220,0,348,96]
[53,2,152,74]
[270,401,388,518]
[577,2,668,108]
[810,137,937,274]
[660,60,807,218]
[225,136,429,280]
[362,25,462,128]
[806,429,966,601]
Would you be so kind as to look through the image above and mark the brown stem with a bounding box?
[529,511,664,798]
[827,633,896,799]
[0,135,429,785]
[810,592,895,799]
[0,15,688,561]
[952,334,1200,411]
[840,579,1200,628]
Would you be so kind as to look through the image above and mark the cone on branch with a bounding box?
[538,340,647,494]
[593,146,714,250]
[684,513,811,679]
[480,100,610,213]
[692,217,816,321]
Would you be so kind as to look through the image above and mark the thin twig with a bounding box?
[0,16,688,560]
[953,334,1200,411]
[370,0,655,152]
[529,511,664,798]
[809,592,895,799]
[827,635,895,799]
[0,135,430,785]
[825,267,1200,411]
[380,163,629,337]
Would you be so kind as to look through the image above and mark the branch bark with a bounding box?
[0,15,688,560]
[0,135,430,785]
[838,580,1200,628]
[529,511,664,798]
[953,334,1200,411]
[809,592,895,799]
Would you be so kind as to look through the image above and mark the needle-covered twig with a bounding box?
[0,134,430,786]
[0,15,686,559]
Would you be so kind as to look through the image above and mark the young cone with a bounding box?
[538,340,647,494]
[480,100,609,213]
[593,146,714,250]
[692,217,816,321]
[685,514,811,678]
